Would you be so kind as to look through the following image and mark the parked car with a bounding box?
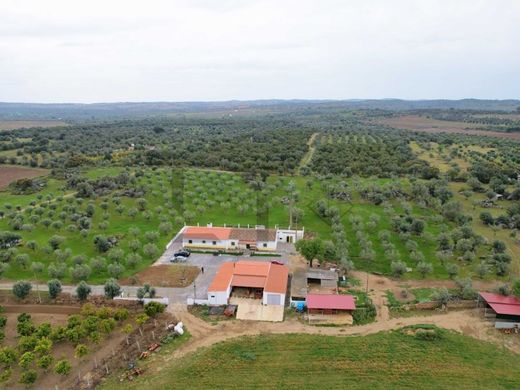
[170,255,187,263]
[174,250,191,258]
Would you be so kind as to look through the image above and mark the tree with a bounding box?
[47,279,62,299]
[475,262,489,279]
[492,240,506,253]
[93,235,111,253]
[48,235,65,250]
[143,243,159,258]
[12,281,32,299]
[122,324,133,344]
[104,278,121,299]
[446,263,459,279]
[107,262,125,278]
[54,359,71,375]
[480,211,494,226]
[137,284,156,299]
[432,287,451,306]
[512,279,520,299]
[76,281,92,301]
[295,238,324,265]
[416,262,433,278]
[391,261,407,278]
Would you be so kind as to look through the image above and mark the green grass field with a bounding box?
[100,328,520,389]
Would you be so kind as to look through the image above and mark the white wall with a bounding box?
[276,229,304,243]
[183,238,231,250]
[208,290,229,305]
[263,292,285,306]
[256,241,277,251]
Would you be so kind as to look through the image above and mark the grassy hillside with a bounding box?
[101,327,520,389]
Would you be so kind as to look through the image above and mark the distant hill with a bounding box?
[0,99,518,121]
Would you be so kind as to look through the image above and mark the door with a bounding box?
[266,294,280,305]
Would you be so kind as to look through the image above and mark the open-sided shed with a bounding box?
[478,292,520,327]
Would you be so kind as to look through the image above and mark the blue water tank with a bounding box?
[296,302,305,312]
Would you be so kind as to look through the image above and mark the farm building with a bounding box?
[290,268,339,304]
[306,294,356,325]
[478,292,520,328]
[180,225,303,251]
[207,260,288,306]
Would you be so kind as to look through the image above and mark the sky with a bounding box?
[0,0,519,103]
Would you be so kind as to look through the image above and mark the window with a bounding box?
[263,243,267,248]
[202,240,206,244]
[231,242,235,246]
[212,241,217,245]
[188,240,192,244]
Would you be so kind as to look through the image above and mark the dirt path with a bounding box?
[297,132,319,174]
[160,269,519,366]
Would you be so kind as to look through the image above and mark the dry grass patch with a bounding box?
[121,264,199,287]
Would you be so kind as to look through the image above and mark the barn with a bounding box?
[306,294,356,325]
[478,292,520,328]
[207,260,288,306]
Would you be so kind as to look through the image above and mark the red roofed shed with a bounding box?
[478,292,520,320]
[306,294,356,315]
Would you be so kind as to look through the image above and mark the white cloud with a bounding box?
[0,0,518,102]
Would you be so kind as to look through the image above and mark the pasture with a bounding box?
[100,328,520,389]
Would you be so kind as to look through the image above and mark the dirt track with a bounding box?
[163,269,519,366]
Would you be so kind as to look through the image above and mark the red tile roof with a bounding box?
[208,260,288,294]
[231,275,266,289]
[208,262,234,292]
[183,226,232,240]
[306,294,356,311]
[479,292,520,316]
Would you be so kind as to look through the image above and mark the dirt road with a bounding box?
[163,267,520,365]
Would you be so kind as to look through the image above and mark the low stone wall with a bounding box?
[403,300,476,311]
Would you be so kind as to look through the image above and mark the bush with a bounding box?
[54,359,71,375]
[415,328,442,341]
[12,281,32,299]
[37,354,53,370]
[144,302,166,317]
[19,369,37,384]
[74,344,89,358]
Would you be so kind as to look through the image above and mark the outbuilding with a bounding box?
[306,294,356,325]
[478,292,520,328]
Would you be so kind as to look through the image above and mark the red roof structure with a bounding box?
[479,292,520,316]
[183,226,232,240]
[306,294,356,311]
[208,260,288,294]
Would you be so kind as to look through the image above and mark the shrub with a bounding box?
[54,359,71,375]
[0,347,17,368]
[37,354,53,370]
[415,328,442,341]
[12,281,32,299]
[19,369,37,384]
[144,302,166,317]
[74,344,89,358]
[18,351,35,369]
